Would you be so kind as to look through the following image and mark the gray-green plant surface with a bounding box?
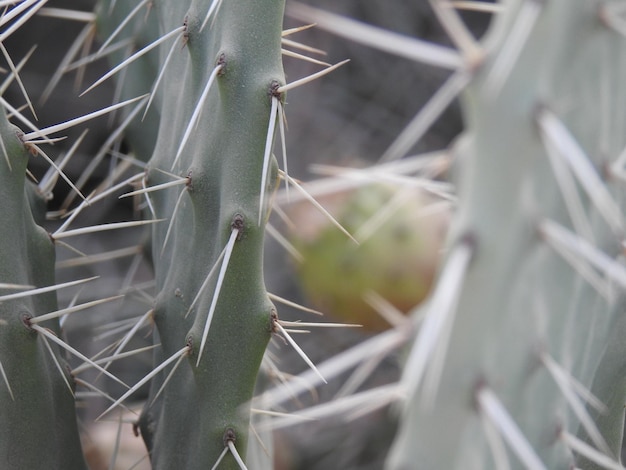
[2,0,626,469]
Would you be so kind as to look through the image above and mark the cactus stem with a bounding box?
[0,42,36,120]
[39,332,75,396]
[400,239,473,404]
[199,0,224,32]
[539,219,626,290]
[195,227,240,366]
[0,276,98,302]
[80,26,185,96]
[161,187,188,256]
[97,345,191,421]
[476,385,547,470]
[560,431,623,470]
[22,94,149,141]
[484,0,544,99]
[29,295,124,325]
[536,107,625,235]
[540,352,613,457]
[97,0,152,54]
[276,59,349,94]
[171,61,224,170]
[0,358,14,401]
[30,323,129,389]
[287,2,462,69]
[272,316,328,384]
[381,69,470,162]
[280,170,359,244]
[258,95,280,225]
[52,219,164,241]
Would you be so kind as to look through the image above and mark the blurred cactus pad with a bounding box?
[2,0,626,469]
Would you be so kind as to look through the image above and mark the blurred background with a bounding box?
[1,1,493,468]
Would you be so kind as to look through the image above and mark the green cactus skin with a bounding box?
[0,113,87,469]
[95,0,285,467]
[387,1,626,469]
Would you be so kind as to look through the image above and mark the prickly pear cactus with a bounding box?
[388,1,626,468]
[95,0,286,468]
[0,114,87,469]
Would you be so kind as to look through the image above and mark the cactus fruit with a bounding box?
[286,181,449,331]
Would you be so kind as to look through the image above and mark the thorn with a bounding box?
[0,44,36,96]
[484,0,544,98]
[210,447,229,470]
[0,42,36,120]
[258,96,280,226]
[172,62,224,170]
[55,172,144,235]
[380,70,470,162]
[22,94,149,141]
[281,48,330,66]
[26,143,86,201]
[541,353,612,457]
[185,242,228,318]
[281,37,327,56]
[280,171,359,244]
[74,378,132,413]
[200,0,223,31]
[119,176,189,199]
[277,100,289,200]
[161,186,188,256]
[39,128,88,197]
[476,386,547,470]
[72,344,158,375]
[451,1,503,13]
[273,320,327,384]
[150,347,187,405]
[80,26,185,96]
[196,228,239,366]
[265,223,304,262]
[536,106,624,235]
[286,2,462,69]
[282,23,317,37]
[227,440,249,470]
[539,219,626,290]
[267,293,323,316]
[142,37,178,120]
[30,295,124,325]
[400,239,473,405]
[560,431,623,470]
[0,0,48,42]
[0,276,98,302]
[0,283,34,290]
[277,60,349,93]
[56,245,142,270]
[97,345,190,420]
[39,332,74,396]
[37,7,97,22]
[97,0,151,54]
[30,324,129,389]
[52,219,164,241]
[0,358,14,400]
